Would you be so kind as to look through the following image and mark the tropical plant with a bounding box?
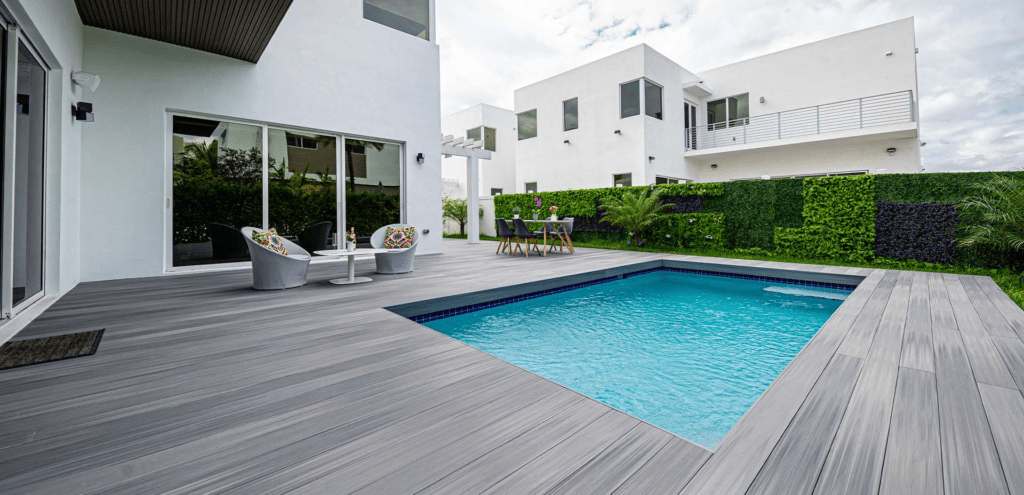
[958,172,1024,258]
[344,140,386,192]
[442,196,484,234]
[599,187,670,246]
[175,140,219,181]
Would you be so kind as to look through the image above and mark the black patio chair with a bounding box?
[512,218,541,257]
[297,221,333,253]
[495,219,515,255]
[207,223,249,260]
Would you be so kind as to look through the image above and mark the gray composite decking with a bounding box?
[1,239,1023,494]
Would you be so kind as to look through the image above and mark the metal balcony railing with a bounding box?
[685,90,914,151]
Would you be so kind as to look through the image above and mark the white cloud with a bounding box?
[437,0,1024,172]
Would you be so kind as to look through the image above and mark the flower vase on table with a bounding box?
[549,205,559,221]
[347,228,356,252]
[532,213,539,221]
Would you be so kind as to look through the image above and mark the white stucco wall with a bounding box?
[514,45,647,193]
[78,0,442,282]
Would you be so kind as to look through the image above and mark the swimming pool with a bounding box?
[421,269,853,448]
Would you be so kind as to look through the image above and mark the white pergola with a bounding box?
[442,134,492,244]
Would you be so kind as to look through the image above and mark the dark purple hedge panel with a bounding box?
[662,195,702,214]
[874,201,958,264]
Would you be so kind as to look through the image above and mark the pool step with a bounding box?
[764,286,849,301]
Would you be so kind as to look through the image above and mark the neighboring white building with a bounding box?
[0,0,442,321]
[441,103,517,198]
[511,18,922,191]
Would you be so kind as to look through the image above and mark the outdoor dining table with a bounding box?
[313,248,391,285]
[519,218,575,256]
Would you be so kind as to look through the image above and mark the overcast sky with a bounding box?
[436,0,1024,172]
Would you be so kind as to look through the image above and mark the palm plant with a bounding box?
[958,172,1024,259]
[600,187,670,246]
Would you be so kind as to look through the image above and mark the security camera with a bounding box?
[71,71,101,92]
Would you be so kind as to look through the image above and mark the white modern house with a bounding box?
[0,0,442,322]
[512,18,922,191]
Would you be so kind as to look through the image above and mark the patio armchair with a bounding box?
[370,224,420,274]
[241,227,311,290]
[511,218,541,257]
[297,221,333,253]
[207,223,249,260]
[495,219,515,255]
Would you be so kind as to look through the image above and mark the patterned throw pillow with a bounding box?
[383,226,415,249]
[251,228,288,255]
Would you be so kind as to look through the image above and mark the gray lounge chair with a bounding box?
[241,227,311,290]
[370,224,419,274]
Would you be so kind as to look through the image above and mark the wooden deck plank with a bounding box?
[991,336,1024,392]
[814,319,904,494]
[879,367,943,495]
[610,437,711,494]
[978,383,1024,495]
[836,271,900,358]
[973,276,1024,340]
[961,276,1020,339]
[901,271,935,372]
[933,324,1010,494]
[943,273,1017,389]
[745,353,864,495]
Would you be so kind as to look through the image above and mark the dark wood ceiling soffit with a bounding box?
[74,0,294,63]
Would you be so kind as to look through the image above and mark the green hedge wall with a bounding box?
[775,175,876,262]
[493,183,724,220]
[661,213,726,250]
[702,178,803,250]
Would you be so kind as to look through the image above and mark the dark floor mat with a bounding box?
[0,329,104,370]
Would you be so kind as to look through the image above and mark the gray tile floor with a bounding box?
[1,239,1022,494]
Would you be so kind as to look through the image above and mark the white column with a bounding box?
[467,156,480,244]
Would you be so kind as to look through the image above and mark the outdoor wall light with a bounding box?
[564,140,570,144]
[71,71,101,92]
[887,147,897,155]
[759,96,765,103]
[71,102,94,122]
[711,164,718,169]
[885,51,893,56]
[648,156,655,162]
[416,152,424,164]
[614,130,621,135]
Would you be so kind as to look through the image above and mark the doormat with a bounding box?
[0,329,104,370]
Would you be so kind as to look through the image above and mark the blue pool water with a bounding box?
[423,271,851,448]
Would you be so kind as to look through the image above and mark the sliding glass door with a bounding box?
[343,138,401,242]
[1,24,49,319]
[11,40,45,305]
[169,113,403,268]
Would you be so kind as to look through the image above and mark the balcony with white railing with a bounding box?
[684,90,915,152]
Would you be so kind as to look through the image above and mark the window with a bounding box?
[707,94,749,129]
[285,134,318,149]
[517,110,537,140]
[483,127,496,152]
[563,97,579,131]
[655,176,685,184]
[467,127,481,142]
[363,0,429,40]
[620,81,640,118]
[524,182,537,193]
[613,174,632,187]
[645,81,663,119]
[490,188,503,196]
